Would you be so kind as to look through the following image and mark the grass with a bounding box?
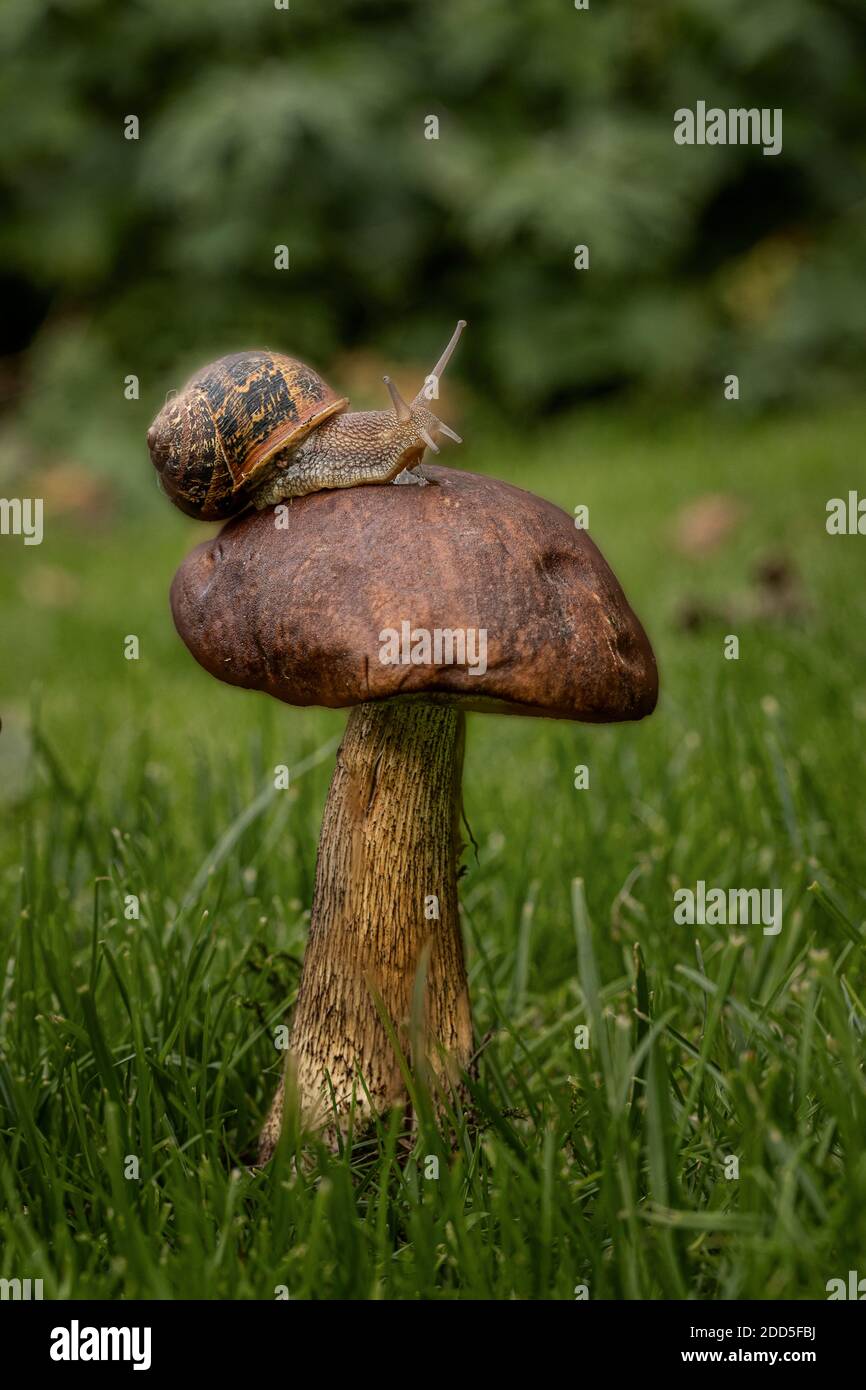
[1,397,865,1299]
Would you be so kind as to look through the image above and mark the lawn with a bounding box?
[1,398,864,1299]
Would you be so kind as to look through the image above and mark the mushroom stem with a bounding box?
[259,699,473,1158]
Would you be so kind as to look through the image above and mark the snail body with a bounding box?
[148,322,466,521]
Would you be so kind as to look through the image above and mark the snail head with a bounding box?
[382,319,466,462]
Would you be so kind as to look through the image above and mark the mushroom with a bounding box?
[170,465,658,1159]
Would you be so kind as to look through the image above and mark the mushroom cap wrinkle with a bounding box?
[170,465,658,723]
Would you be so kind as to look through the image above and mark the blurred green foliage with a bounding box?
[1,0,865,485]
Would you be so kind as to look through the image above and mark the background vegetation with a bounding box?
[1,0,864,1299]
[2,0,866,480]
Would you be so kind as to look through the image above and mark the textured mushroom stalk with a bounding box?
[258,698,472,1159]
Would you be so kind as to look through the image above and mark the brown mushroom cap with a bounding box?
[170,466,658,722]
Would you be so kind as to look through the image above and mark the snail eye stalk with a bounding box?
[427,319,467,387]
[383,375,412,423]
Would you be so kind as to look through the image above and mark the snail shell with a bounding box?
[148,351,348,520]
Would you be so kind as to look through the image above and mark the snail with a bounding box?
[147,320,466,520]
